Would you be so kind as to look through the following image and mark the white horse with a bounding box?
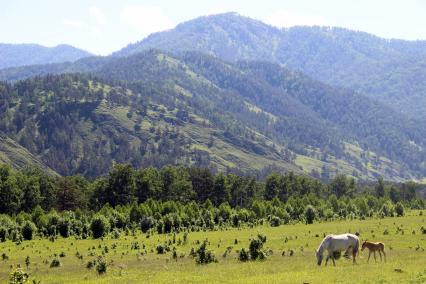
[316,233,359,266]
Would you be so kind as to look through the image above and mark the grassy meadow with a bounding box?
[1,211,425,284]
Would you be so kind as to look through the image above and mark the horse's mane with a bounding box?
[317,234,333,252]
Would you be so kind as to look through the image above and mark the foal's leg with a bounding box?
[367,251,371,263]
[382,249,386,262]
[373,251,377,263]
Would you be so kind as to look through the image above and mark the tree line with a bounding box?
[0,163,424,242]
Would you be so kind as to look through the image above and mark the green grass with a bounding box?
[1,212,425,283]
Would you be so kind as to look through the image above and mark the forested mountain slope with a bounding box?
[114,13,426,118]
[0,43,91,69]
[0,50,424,180]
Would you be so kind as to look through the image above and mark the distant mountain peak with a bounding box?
[0,43,91,69]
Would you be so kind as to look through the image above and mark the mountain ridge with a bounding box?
[0,43,92,69]
[113,13,426,118]
[0,50,423,181]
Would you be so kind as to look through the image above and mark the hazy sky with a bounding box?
[1,0,426,55]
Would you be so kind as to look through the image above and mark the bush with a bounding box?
[111,228,121,239]
[269,216,281,227]
[96,256,108,274]
[395,202,404,217]
[90,215,110,239]
[140,216,156,233]
[305,205,316,224]
[8,267,29,284]
[58,219,71,238]
[380,202,395,217]
[238,248,250,262]
[195,240,217,264]
[0,226,7,242]
[50,258,61,268]
[86,260,96,269]
[156,244,166,254]
[249,234,267,260]
[21,221,37,241]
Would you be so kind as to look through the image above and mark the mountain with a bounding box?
[114,13,426,118]
[0,43,91,69]
[1,50,424,180]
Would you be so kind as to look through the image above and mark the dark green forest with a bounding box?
[0,163,423,242]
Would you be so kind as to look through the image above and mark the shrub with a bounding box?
[172,248,178,261]
[238,234,268,262]
[90,215,110,239]
[111,229,121,239]
[58,219,71,238]
[269,216,281,227]
[50,258,61,268]
[238,248,250,262]
[0,226,7,242]
[395,202,404,217]
[380,202,395,217]
[248,234,267,260]
[86,260,96,269]
[21,221,37,241]
[305,205,316,224]
[8,267,29,284]
[195,240,217,264]
[156,244,166,254]
[25,256,30,268]
[140,216,156,233]
[96,256,108,274]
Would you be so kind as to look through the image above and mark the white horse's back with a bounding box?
[316,233,359,266]
[325,233,359,252]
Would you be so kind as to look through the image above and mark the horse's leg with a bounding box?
[332,255,336,266]
[352,248,357,264]
[367,251,371,263]
[382,249,386,262]
[373,251,377,263]
[325,255,329,266]
[379,250,382,262]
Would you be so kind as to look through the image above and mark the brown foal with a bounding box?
[361,241,386,263]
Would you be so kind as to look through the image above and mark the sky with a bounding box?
[1,0,426,55]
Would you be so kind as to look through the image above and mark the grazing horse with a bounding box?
[361,241,386,263]
[316,233,359,266]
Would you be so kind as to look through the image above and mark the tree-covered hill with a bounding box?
[0,43,91,69]
[114,13,426,118]
[1,50,424,180]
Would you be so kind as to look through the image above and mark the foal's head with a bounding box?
[361,241,368,251]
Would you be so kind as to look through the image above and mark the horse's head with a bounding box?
[315,249,323,266]
[361,240,367,251]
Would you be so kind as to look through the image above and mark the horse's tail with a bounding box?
[354,237,360,256]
